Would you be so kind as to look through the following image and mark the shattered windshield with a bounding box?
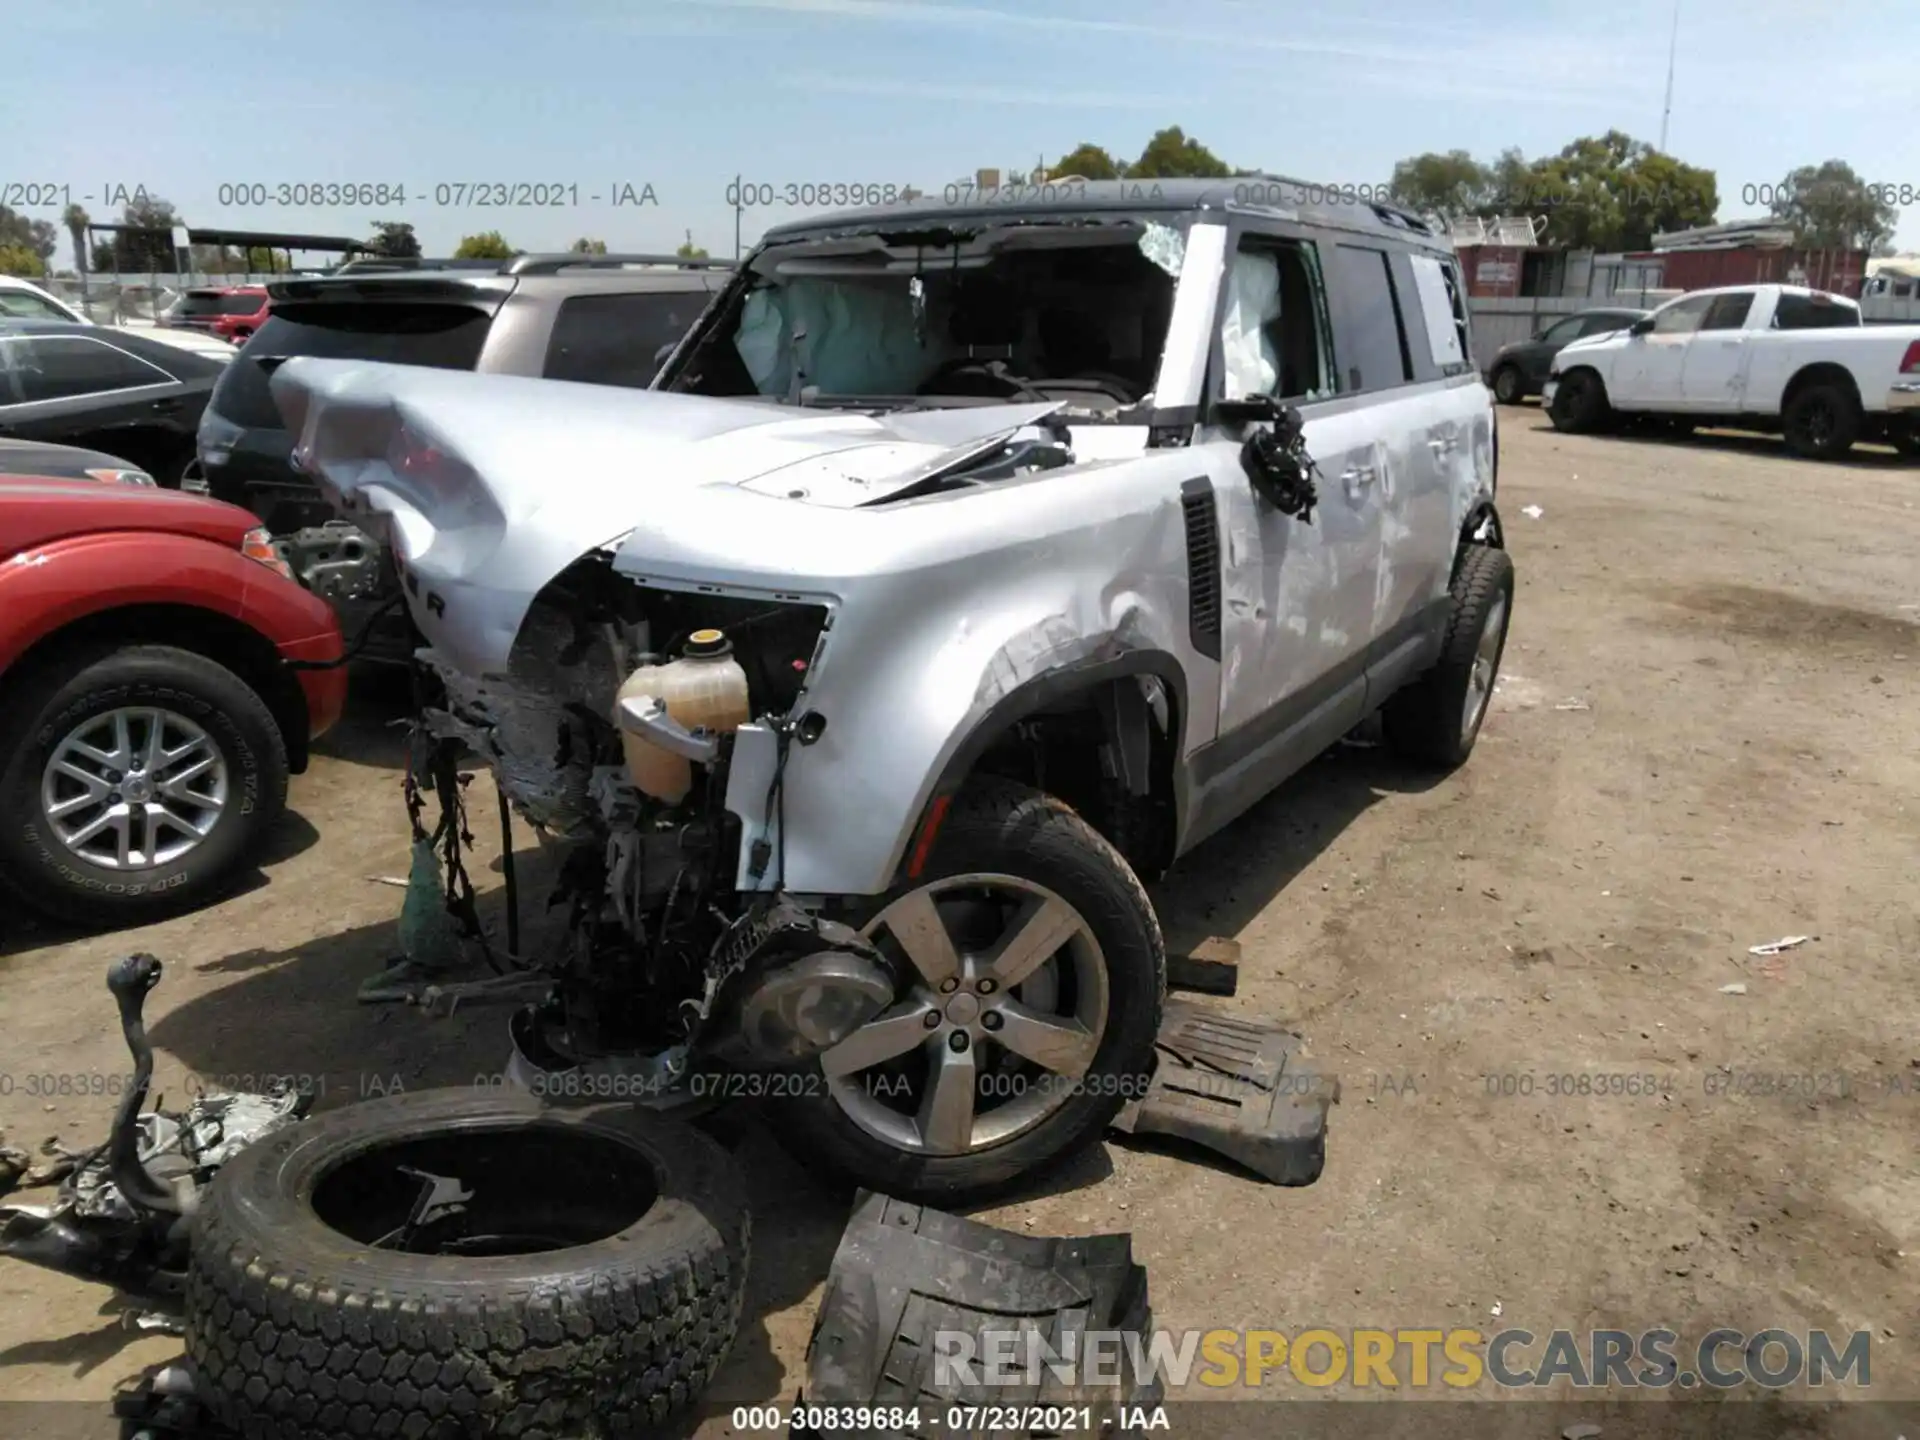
[664,217,1188,418]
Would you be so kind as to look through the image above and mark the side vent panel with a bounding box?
[1180,477,1222,662]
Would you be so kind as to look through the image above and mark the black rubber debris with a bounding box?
[792,1191,1163,1438]
[1165,935,1240,996]
[1108,998,1338,1185]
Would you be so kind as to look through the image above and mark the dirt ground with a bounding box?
[2,413,1916,1434]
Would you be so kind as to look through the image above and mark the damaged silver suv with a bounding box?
[271,179,1510,1203]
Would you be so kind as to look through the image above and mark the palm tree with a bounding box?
[62,203,90,316]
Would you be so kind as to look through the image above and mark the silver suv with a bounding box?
[273,180,1511,1202]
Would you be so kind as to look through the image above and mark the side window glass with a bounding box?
[1408,254,1470,373]
[1328,243,1413,393]
[1773,294,1859,330]
[1650,296,1712,335]
[10,337,172,402]
[1540,317,1583,345]
[1701,293,1754,331]
[544,291,704,388]
[1219,236,1334,402]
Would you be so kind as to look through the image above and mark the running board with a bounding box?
[1108,998,1338,1185]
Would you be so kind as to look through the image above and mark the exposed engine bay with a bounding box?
[413,552,896,1086]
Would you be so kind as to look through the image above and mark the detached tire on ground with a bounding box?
[0,643,288,927]
[1383,544,1516,770]
[776,778,1167,1208]
[185,1090,751,1440]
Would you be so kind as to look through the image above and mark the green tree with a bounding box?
[453,230,514,260]
[0,244,46,277]
[570,237,608,254]
[1129,126,1232,179]
[110,194,181,271]
[365,221,421,259]
[1518,131,1716,249]
[1389,149,1495,215]
[674,230,707,260]
[0,206,58,266]
[1766,161,1899,252]
[90,240,115,273]
[1048,143,1124,180]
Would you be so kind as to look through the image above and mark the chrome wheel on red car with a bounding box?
[40,706,231,870]
[0,645,288,927]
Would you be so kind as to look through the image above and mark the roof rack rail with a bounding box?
[501,252,735,276]
[331,257,505,274]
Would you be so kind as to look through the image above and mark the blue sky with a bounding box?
[7,0,1917,263]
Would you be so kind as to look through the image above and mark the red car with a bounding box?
[0,476,346,925]
[164,285,272,344]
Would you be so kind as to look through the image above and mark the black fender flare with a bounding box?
[895,651,1191,883]
[1459,499,1505,560]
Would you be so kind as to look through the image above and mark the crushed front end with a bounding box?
[412,550,896,1089]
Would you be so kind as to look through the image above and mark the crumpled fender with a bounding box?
[723,451,1212,897]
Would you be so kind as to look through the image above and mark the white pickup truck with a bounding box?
[1543,283,1920,460]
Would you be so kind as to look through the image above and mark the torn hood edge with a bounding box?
[270,357,1065,675]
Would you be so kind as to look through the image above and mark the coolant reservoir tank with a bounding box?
[614,628,752,803]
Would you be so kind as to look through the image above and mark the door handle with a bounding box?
[1427,435,1457,456]
[1341,464,1379,486]
[151,398,182,413]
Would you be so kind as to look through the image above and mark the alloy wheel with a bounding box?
[1461,593,1510,744]
[39,707,229,870]
[824,874,1110,1157]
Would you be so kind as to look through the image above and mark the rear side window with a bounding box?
[1701,293,1754,331]
[220,293,267,315]
[1582,312,1636,337]
[0,290,73,321]
[1408,254,1472,374]
[542,291,706,389]
[1773,293,1860,330]
[1327,244,1413,393]
[210,302,491,429]
[0,335,173,403]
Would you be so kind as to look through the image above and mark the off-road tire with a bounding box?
[777,778,1167,1207]
[185,1090,751,1440]
[1782,382,1861,460]
[0,644,288,927]
[1383,544,1516,770]
[1491,365,1525,405]
[1548,369,1610,433]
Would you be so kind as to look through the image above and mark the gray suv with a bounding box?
[196,253,729,651]
[274,180,1512,1202]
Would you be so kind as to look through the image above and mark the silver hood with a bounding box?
[270,358,1067,675]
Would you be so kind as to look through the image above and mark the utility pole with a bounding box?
[1658,0,1681,152]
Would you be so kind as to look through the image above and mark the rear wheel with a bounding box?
[1384,544,1516,770]
[775,779,1166,1206]
[1491,365,1525,405]
[0,644,288,926]
[1548,369,1610,433]
[1782,382,1861,460]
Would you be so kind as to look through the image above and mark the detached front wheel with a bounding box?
[186,1090,751,1440]
[776,779,1167,1206]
